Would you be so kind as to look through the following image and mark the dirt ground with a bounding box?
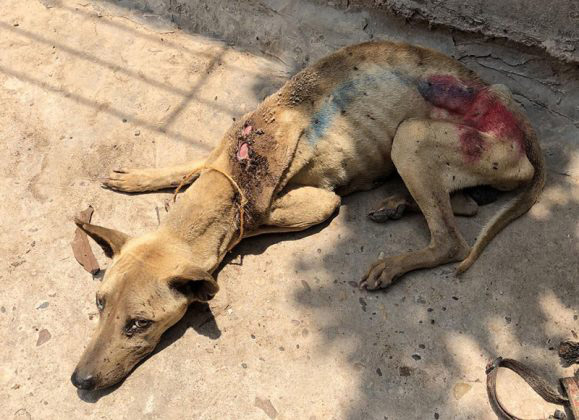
[1,1,577,419]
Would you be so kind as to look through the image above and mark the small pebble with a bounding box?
[134,130,140,136]
[359,297,367,312]
[35,301,49,310]
[414,296,426,304]
[241,363,248,369]
[36,329,51,346]
[399,366,412,376]
[376,368,382,376]
[412,353,422,361]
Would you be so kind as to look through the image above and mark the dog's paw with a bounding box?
[359,258,399,290]
[102,169,149,192]
[367,204,406,223]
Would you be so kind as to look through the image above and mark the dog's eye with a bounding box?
[96,296,105,311]
[124,319,153,336]
[134,319,152,329]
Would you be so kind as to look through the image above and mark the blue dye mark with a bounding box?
[307,70,412,145]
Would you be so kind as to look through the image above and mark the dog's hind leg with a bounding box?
[368,190,478,222]
[245,186,341,237]
[102,160,206,192]
[360,118,534,290]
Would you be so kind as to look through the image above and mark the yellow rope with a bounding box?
[172,166,248,252]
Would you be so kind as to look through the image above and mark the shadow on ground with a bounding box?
[234,168,578,418]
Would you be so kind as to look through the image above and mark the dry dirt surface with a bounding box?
[1,0,578,419]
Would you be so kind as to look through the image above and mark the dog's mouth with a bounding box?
[72,344,156,391]
[71,368,125,391]
[71,364,135,391]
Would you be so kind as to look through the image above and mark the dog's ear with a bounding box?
[168,267,219,303]
[74,219,130,258]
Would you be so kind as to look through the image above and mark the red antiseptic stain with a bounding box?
[418,75,526,163]
[463,92,525,154]
[459,128,486,163]
[237,142,249,160]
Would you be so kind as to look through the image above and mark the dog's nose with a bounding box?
[71,370,96,390]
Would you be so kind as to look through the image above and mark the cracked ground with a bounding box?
[1,0,578,419]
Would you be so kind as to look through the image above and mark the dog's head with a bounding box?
[71,221,218,391]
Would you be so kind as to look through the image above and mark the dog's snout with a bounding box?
[71,370,96,390]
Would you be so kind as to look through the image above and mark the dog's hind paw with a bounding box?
[359,258,399,290]
[368,204,406,223]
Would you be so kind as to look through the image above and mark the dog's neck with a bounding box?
[160,170,239,272]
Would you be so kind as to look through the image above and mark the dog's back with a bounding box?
[281,41,486,191]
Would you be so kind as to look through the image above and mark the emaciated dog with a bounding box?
[71,41,544,390]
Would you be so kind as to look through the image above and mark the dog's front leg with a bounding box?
[245,186,341,237]
[102,160,206,192]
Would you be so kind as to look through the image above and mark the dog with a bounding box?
[71,41,545,390]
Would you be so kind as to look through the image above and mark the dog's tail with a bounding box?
[456,130,545,275]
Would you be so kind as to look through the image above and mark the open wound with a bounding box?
[237,124,253,162]
[236,122,266,164]
[237,142,250,160]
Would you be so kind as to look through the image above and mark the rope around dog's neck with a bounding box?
[172,166,248,252]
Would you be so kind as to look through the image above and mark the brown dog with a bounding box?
[71,41,544,390]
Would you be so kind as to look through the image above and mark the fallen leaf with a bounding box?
[71,206,100,274]
[453,382,472,400]
[254,397,278,419]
